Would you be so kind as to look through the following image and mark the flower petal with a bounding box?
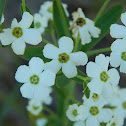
[19,12,33,29]
[11,38,26,55]
[110,24,126,38]
[70,51,88,66]
[121,12,126,26]
[58,36,73,54]
[29,57,44,74]
[62,61,77,78]
[15,65,31,83]
[120,61,126,73]
[44,60,61,73]
[11,18,19,29]
[23,28,42,45]
[108,68,120,86]
[86,117,99,126]
[43,44,60,60]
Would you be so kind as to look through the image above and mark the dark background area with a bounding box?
[0,0,126,126]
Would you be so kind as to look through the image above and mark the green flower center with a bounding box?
[58,53,69,63]
[122,101,126,109]
[12,27,23,38]
[32,105,39,110]
[92,94,99,101]
[30,75,39,85]
[76,18,86,27]
[111,123,116,126]
[72,109,78,117]
[121,52,126,61]
[100,71,109,82]
[47,6,53,13]
[35,22,41,28]
[100,122,107,126]
[90,106,99,116]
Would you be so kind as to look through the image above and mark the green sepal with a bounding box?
[83,81,90,99]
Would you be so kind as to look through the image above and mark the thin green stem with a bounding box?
[73,34,80,52]
[22,0,26,12]
[76,74,91,82]
[94,0,111,22]
[86,47,111,57]
[42,38,52,44]
[51,30,58,46]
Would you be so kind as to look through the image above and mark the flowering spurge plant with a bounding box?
[0,12,42,55]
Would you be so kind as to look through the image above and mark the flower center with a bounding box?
[90,106,99,116]
[121,52,126,61]
[72,109,78,117]
[122,101,126,109]
[30,75,39,85]
[76,18,86,27]
[92,94,99,101]
[111,123,116,126]
[35,22,41,28]
[47,6,53,13]
[58,53,69,63]
[12,27,23,38]
[100,71,109,82]
[32,105,39,110]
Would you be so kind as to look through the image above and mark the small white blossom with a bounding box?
[73,121,85,126]
[43,36,88,78]
[34,13,48,34]
[110,12,126,39]
[27,99,43,116]
[39,1,69,21]
[110,38,126,73]
[70,8,101,45]
[36,118,47,126]
[0,12,42,55]
[15,57,55,100]
[66,104,86,121]
[106,116,124,126]
[0,14,4,24]
[86,54,120,96]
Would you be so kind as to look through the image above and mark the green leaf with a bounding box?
[53,0,72,37]
[0,0,6,22]
[81,5,123,52]
[83,81,90,99]
[20,4,34,28]
[21,46,51,62]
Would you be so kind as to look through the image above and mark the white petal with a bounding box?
[29,57,44,74]
[11,38,26,55]
[44,60,61,73]
[0,29,15,45]
[70,51,88,66]
[11,18,19,29]
[88,79,103,94]
[62,61,77,78]
[121,12,126,26]
[88,25,101,38]
[86,117,99,126]
[0,14,4,24]
[19,12,33,29]
[40,70,56,86]
[110,24,126,38]
[58,36,73,54]
[79,27,91,45]
[86,62,99,78]
[110,52,121,67]
[108,68,120,86]
[120,61,126,73]
[20,83,35,99]
[23,29,42,45]
[15,65,31,83]
[43,44,60,59]
[98,109,113,123]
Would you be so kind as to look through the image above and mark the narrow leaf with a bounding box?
[0,0,6,22]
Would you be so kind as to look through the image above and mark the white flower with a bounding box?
[0,12,42,55]
[36,118,47,126]
[27,99,43,116]
[43,36,88,78]
[66,104,86,121]
[73,121,85,126]
[70,8,101,45]
[34,13,48,34]
[106,116,124,126]
[15,57,56,100]
[110,38,126,73]
[81,100,113,126]
[110,12,126,39]
[39,1,69,21]
[0,14,4,24]
[86,54,120,96]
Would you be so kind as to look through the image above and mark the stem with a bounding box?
[76,74,91,82]
[86,47,111,57]
[73,34,80,52]
[51,30,58,46]
[94,0,111,22]
[42,38,52,44]
[22,0,26,12]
